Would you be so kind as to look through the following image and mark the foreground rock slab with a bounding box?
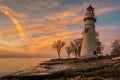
[0,58,120,80]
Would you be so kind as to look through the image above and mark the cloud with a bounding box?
[0,0,120,57]
[26,29,83,53]
[0,4,28,41]
[2,2,120,41]
[96,5,120,16]
[0,4,27,18]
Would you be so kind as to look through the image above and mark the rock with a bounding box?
[1,58,120,80]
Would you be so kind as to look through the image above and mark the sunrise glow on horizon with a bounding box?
[0,0,120,58]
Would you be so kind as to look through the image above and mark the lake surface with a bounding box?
[0,58,51,77]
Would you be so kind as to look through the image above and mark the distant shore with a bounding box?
[1,57,120,80]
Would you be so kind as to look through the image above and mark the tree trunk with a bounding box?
[68,54,70,59]
[75,52,77,59]
[58,51,60,59]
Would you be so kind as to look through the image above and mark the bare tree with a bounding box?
[52,39,65,59]
[70,39,82,59]
[65,46,73,59]
[74,39,83,57]
[70,41,78,58]
[111,39,120,56]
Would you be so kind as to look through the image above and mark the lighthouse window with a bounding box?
[85,27,89,33]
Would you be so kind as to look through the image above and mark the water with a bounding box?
[0,58,51,77]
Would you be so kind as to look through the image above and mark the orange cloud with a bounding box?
[1,1,120,57]
[12,11,26,18]
[26,0,59,10]
[27,30,83,54]
[0,4,27,41]
[45,11,83,25]
[28,32,72,53]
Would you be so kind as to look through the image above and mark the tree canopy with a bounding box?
[52,39,65,59]
[111,39,120,56]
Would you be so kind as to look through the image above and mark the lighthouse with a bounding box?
[80,4,97,58]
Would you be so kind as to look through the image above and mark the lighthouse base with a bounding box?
[80,55,96,59]
[79,53,98,59]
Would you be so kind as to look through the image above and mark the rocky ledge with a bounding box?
[0,57,120,80]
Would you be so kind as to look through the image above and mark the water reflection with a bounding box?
[0,58,51,77]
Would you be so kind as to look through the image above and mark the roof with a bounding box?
[87,4,94,10]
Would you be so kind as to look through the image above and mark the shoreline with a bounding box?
[1,57,120,80]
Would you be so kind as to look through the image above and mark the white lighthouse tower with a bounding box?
[80,4,97,58]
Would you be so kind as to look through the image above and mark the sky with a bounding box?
[0,0,120,58]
